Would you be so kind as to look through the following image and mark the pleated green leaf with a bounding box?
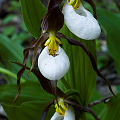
[0,81,53,105]
[2,101,54,120]
[99,93,120,120]
[97,9,120,76]
[0,34,36,83]
[0,81,54,120]
[20,0,46,38]
[60,24,96,106]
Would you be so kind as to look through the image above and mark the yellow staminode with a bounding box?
[55,98,68,116]
[68,0,81,10]
[44,33,62,55]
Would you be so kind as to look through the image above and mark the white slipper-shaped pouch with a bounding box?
[38,46,70,80]
[63,3,101,40]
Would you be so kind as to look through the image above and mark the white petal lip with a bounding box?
[63,4,101,40]
[50,108,75,120]
[38,46,70,80]
[50,112,64,120]
[63,108,75,120]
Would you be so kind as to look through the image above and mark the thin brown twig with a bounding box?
[88,95,113,108]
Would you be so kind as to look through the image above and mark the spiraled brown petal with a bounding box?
[13,67,25,103]
[56,33,116,97]
[11,62,66,98]
[40,99,54,120]
[28,34,49,76]
[23,39,39,65]
[65,99,100,120]
[13,38,40,103]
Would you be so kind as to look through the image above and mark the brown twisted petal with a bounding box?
[13,38,40,103]
[65,99,100,120]
[11,62,66,98]
[28,34,49,76]
[13,34,49,103]
[41,99,55,120]
[56,33,116,97]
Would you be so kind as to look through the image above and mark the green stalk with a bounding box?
[0,67,25,83]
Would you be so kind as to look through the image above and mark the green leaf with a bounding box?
[65,89,80,98]
[2,26,15,36]
[0,81,54,120]
[20,0,46,38]
[59,24,96,106]
[99,93,120,120]
[2,14,14,24]
[97,9,120,76]
[0,67,25,82]
[2,101,54,120]
[0,81,53,105]
[0,34,36,83]
[11,33,30,44]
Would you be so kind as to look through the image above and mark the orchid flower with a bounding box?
[39,97,100,120]
[38,32,70,80]
[13,0,115,103]
[51,98,75,120]
[63,0,101,40]
[12,60,101,120]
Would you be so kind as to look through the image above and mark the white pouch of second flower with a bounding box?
[38,46,70,80]
[63,3,101,40]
